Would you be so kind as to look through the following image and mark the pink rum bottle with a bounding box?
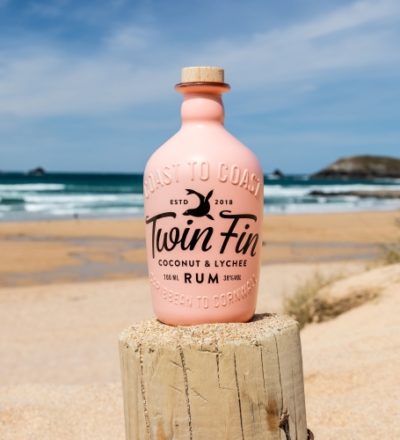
[144,66,264,325]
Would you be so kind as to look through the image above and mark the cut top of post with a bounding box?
[119,313,298,349]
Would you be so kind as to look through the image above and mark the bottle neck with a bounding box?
[181,92,225,125]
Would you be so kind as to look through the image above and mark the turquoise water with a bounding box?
[0,172,399,220]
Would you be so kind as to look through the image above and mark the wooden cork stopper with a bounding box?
[181,66,225,84]
[119,313,309,439]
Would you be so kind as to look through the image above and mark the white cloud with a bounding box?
[291,0,400,39]
[105,26,157,51]
[0,0,399,117]
[28,0,70,18]
[199,0,400,88]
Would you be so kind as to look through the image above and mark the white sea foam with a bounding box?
[264,183,400,198]
[266,183,400,192]
[0,177,399,220]
[24,194,141,204]
[33,206,143,217]
[0,184,66,192]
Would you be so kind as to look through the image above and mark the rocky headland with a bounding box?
[312,155,400,179]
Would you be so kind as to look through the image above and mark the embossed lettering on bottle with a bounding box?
[144,66,264,325]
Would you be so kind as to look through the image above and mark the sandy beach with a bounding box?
[1,210,399,439]
[2,0,400,437]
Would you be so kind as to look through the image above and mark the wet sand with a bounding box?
[0,210,398,287]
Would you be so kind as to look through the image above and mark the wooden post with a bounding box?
[119,314,310,440]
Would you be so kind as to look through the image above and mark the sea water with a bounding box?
[0,172,399,221]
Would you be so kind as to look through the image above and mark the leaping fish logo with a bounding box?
[183,189,214,220]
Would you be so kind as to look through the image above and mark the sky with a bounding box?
[0,0,399,174]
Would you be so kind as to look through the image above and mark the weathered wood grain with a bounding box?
[119,314,308,440]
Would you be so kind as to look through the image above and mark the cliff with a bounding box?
[312,155,400,179]
[28,167,46,177]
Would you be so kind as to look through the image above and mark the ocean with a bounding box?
[0,172,399,220]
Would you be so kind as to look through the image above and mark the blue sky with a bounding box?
[0,0,399,174]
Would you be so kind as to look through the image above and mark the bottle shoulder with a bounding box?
[218,128,263,172]
[145,124,262,175]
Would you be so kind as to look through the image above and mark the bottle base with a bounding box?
[155,309,256,326]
